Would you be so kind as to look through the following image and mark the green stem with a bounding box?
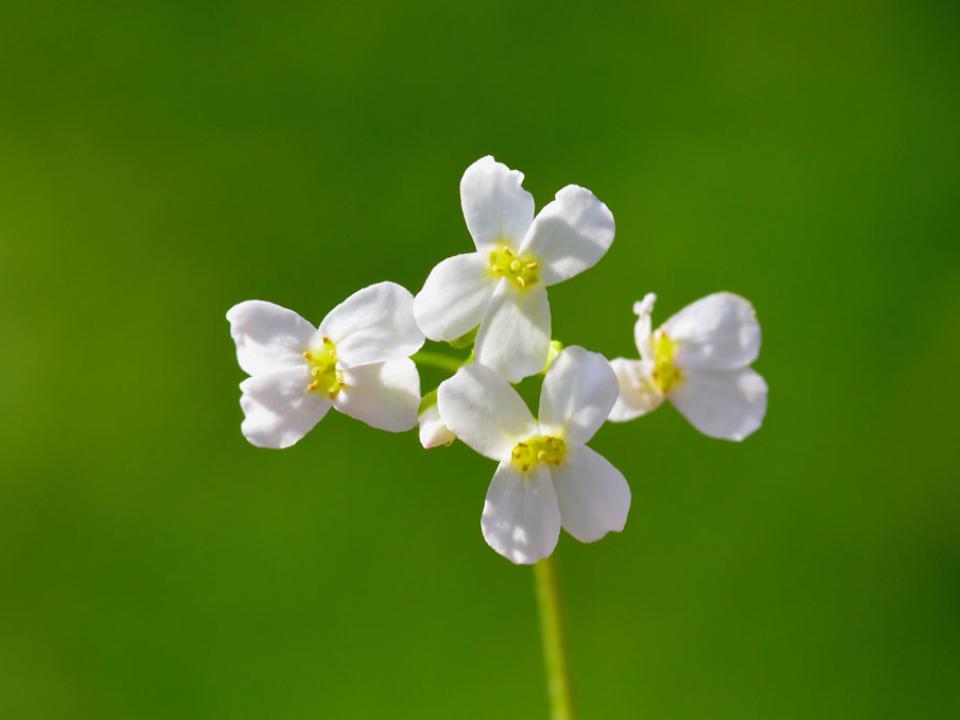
[411,350,465,374]
[534,556,574,720]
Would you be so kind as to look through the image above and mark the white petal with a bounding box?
[473,281,551,383]
[239,367,330,448]
[437,363,537,461]
[607,358,664,422]
[551,444,631,543]
[319,282,424,367]
[661,292,761,371]
[481,462,561,565]
[227,300,317,376]
[519,185,615,286]
[633,293,657,359]
[460,156,535,252]
[670,367,768,441]
[418,403,456,449]
[334,358,421,432]
[538,346,619,445]
[413,253,495,341]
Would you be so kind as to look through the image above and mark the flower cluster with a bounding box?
[227,156,768,564]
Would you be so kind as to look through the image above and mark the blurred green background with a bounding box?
[1,1,958,717]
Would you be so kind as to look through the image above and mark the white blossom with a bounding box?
[418,401,456,449]
[227,282,424,448]
[438,347,630,564]
[609,292,767,441]
[414,156,615,383]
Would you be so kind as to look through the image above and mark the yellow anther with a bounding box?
[511,435,567,472]
[489,243,540,291]
[651,330,683,394]
[303,337,342,397]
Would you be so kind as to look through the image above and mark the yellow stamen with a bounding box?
[303,337,343,397]
[511,436,567,473]
[651,330,683,394]
[488,243,540,291]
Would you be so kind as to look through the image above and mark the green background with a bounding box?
[2,1,957,717]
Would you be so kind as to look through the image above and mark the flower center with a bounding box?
[511,435,567,473]
[651,330,683,394]
[303,337,343,398]
[489,244,539,290]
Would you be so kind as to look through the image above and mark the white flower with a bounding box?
[226,282,424,448]
[608,292,767,441]
[418,401,456,449]
[414,156,615,383]
[437,347,630,564]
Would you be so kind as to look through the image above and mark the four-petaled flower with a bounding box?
[608,292,767,441]
[227,282,424,448]
[414,156,615,383]
[438,347,631,564]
